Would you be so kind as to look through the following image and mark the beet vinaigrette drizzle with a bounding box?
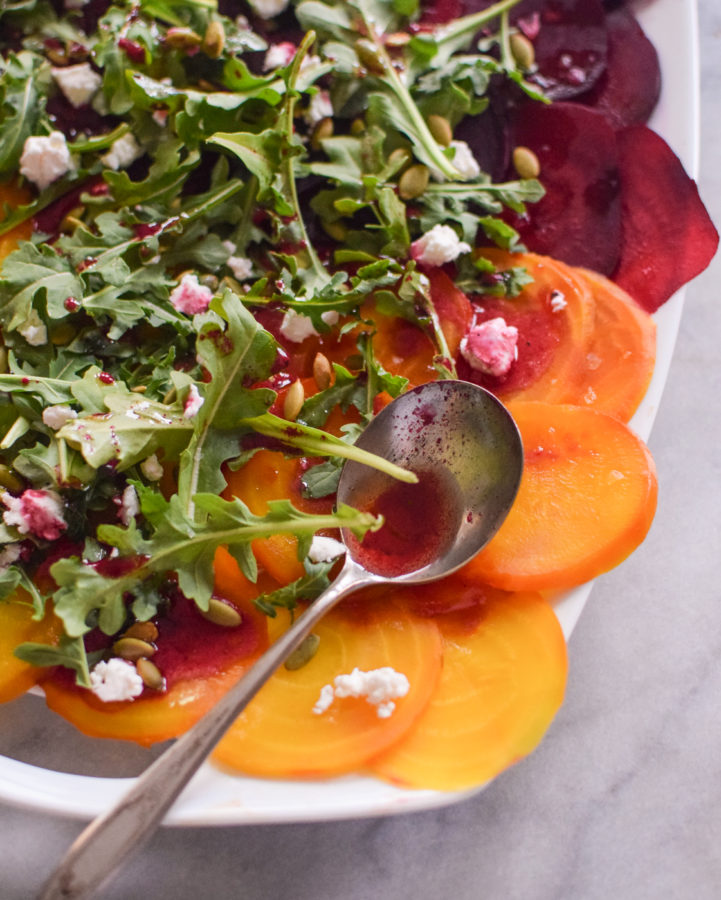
[345,469,460,577]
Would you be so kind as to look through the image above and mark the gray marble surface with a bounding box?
[3,3,721,898]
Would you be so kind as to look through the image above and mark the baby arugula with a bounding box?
[0,0,543,683]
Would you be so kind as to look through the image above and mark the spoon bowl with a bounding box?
[339,380,523,580]
[40,380,523,900]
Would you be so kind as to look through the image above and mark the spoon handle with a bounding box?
[39,561,372,900]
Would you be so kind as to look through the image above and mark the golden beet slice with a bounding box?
[0,594,61,703]
[572,266,656,423]
[370,590,567,791]
[212,592,442,777]
[464,401,657,592]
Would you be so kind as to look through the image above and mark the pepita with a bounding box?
[283,378,305,421]
[355,38,386,76]
[512,145,541,179]
[313,352,332,391]
[123,621,159,643]
[136,658,165,691]
[165,27,202,50]
[427,114,453,147]
[510,33,535,71]
[388,147,412,172]
[202,20,225,59]
[51,323,76,346]
[398,164,429,200]
[113,636,156,661]
[200,597,243,627]
[0,464,23,493]
[284,633,320,671]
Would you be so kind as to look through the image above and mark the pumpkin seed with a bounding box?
[166,27,202,50]
[427,114,453,147]
[113,636,156,661]
[388,147,412,172]
[355,39,386,76]
[283,378,305,421]
[200,597,243,627]
[136,658,165,691]
[202,21,225,59]
[398,164,429,200]
[123,621,159,643]
[0,464,23,493]
[284,633,320,671]
[313,352,332,391]
[51,323,76,346]
[510,33,535,71]
[350,118,365,136]
[512,145,541,179]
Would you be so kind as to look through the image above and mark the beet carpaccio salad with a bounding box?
[0,0,716,790]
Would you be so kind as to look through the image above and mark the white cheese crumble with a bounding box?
[42,404,78,430]
[152,108,169,127]
[410,224,471,268]
[19,131,74,191]
[89,658,144,703]
[0,543,22,569]
[52,63,102,108]
[312,667,410,719]
[140,454,164,481]
[308,535,345,563]
[183,384,204,418]
[264,42,297,71]
[450,140,481,179]
[118,485,139,526]
[101,133,142,171]
[460,317,519,378]
[222,241,254,281]
[2,489,67,541]
[18,310,48,346]
[549,289,567,312]
[169,273,213,314]
[248,0,289,19]
[279,309,318,343]
[305,89,333,126]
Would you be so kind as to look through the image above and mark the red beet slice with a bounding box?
[612,125,719,312]
[578,7,660,128]
[421,0,609,99]
[509,100,621,274]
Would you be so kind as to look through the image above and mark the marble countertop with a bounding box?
[3,3,720,898]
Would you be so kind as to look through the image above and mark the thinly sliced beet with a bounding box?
[421,0,608,99]
[612,125,719,312]
[578,7,660,128]
[509,100,621,274]
[455,85,512,182]
[520,0,608,100]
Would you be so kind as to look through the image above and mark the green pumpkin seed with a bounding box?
[284,633,320,671]
[311,117,334,151]
[136,658,165,691]
[200,597,243,628]
[113,637,156,661]
[512,145,541,179]
[427,114,453,147]
[123,621,159,643]
[313,352,332,391]
[283,379,305,422]
[202,21,225,59]
[0,464,23,493]
[510,33,535,71]
[398,164,429,200]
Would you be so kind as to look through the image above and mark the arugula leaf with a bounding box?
[14,634,93,687]
[0,51,47,175]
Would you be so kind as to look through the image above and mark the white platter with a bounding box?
[0,0,699,824]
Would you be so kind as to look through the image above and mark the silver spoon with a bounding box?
[39,380,523,900]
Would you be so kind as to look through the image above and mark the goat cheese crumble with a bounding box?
[410,224,471,267]
[42,405,77,430]
[52,62,102,108]
[19,131,73,191]
[264,42,297,70]
[89,658,144,703]
[460,317,519,378]
[1,489,67,541]
[169,274,213,314]
[101,133,142,171]
[450,140,481,179]
[312,667,410,718]
[248,0,289,19]
[308,535,345,563]
[183,384,205,418]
